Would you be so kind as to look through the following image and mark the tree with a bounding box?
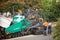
[40,0,60,21]
[0,0,42,12]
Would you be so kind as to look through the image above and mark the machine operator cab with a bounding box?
[13,15,25,23]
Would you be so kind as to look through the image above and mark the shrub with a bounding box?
[52,18,60,40]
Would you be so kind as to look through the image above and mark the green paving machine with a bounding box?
[0,15,32,39]
[0,10,44,39]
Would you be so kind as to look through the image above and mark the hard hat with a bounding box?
[36,9,38,11]
[39,18,43,20]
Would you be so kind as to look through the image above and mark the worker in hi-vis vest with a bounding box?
[43,21,49,35]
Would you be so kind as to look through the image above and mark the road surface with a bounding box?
[3,35,53,40]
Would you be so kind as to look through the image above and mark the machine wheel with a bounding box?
[21,32,25,36]
[0,32,2,39]
[33,30,40,35]
[12,32,22,38]
[6,35,12,39]
[26,30,31,35]
[0,26,5,39]
[30,28,38,35]
[15,33,21,37]
[5,32,22,39]
[25,28,32,35]
[31,28,43,35]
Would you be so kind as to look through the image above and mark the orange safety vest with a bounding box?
[43,22,48,27]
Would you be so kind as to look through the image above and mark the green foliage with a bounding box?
[52,18,60,40]
[40,0,54,21]
[0,0,8,2]
[0,0,41,12]
[0,3,24,12]
[49,3,60,21]
[40,0,60,22]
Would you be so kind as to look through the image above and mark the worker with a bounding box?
[17,9,23,15]
[43,21,49,35]
[30,15,35,19]
[16,9,25,17]
[48,22,52,34]
[39,18,43,27]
